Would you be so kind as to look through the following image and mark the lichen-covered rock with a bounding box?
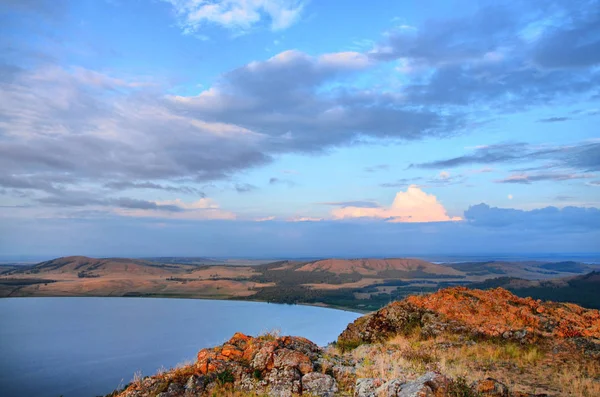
[302,372,338,396]
[115,332,327,397]
[354,373,449,397]
[395,372,450,397]
[354,378,386,397]
[338,287,600,348]
[471,378,510,397]
[266,367,302,396]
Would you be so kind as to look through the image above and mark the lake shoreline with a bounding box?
[0,293,370,314]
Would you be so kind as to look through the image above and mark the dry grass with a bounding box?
[160,360,195,384]
[347,330,600,397]
[557,360,600,397]
[207,389,271,397]
[131,370,143,388]
[258,328,281,341]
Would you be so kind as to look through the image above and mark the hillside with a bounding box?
[109,287,600,397]
[1,256,598,312]
[294,258,462,277]
[468,271,600,309]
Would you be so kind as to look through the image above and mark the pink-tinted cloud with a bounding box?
[331,185,461,223]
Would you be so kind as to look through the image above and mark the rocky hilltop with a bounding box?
[109,287,600,397]
[339,286,600,344]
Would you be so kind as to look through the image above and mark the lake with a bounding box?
[0,298,360,397]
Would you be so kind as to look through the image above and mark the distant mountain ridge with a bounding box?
[293,258,462,276]
[2,255,599,311]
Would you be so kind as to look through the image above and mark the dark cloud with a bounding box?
[412,143,527,169]
[169,50,467,153]
[111,198,183,212]
[531,5,600,68]
[235,183,257,193]
[0,174,60,193]
[495,173,594,184]
[36,194,184,212]
[369,1,600,109]
[269,177,295,187]
[380,173,467,188]
[412,142,600,172]
[464,203,600,230]
[104,181,204,196]
[2,0,599,214]
[537,117,571,123]
[369,5,519,65]
[37,195,106,207]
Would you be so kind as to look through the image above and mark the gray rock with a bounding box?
[397,372,449,397]
[379,379,404,396]
[267,367,302,397]
[354,378,385,397]
[302,372,338,397]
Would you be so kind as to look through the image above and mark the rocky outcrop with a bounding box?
[112,288,600,397]
[115,332,339,397]
[338,287,600,349]
[354,372,450,397]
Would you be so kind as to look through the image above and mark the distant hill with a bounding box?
[468,271,600,309]
[447,259,595,278]
[2,255,599,311]
[141,257,220,265]
[294,258,463,277]
[10,256,197,277]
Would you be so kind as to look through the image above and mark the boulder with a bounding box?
[396,372,450,397]
[302,372,338,397]
[354,378,386,397]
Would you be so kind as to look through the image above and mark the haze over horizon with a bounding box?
[1,0,599,257]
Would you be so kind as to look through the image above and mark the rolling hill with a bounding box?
[294,258,462,277]
[1,256,598,311]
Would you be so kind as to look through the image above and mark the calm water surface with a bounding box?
[0,298,360,397]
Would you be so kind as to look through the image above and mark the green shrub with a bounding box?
[335,339,362,353]
[447,376,481,397]
[216,369,235,386]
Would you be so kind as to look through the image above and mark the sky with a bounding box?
[0,0,599,258]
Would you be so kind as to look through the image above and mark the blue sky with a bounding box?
[0,0,599,257]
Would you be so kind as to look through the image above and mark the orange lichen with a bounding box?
[405,287,600,339]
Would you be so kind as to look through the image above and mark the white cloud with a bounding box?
[288,216,323,222]
[255,216,276,221]
[163,0,306,34]
[331,185,462,223]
